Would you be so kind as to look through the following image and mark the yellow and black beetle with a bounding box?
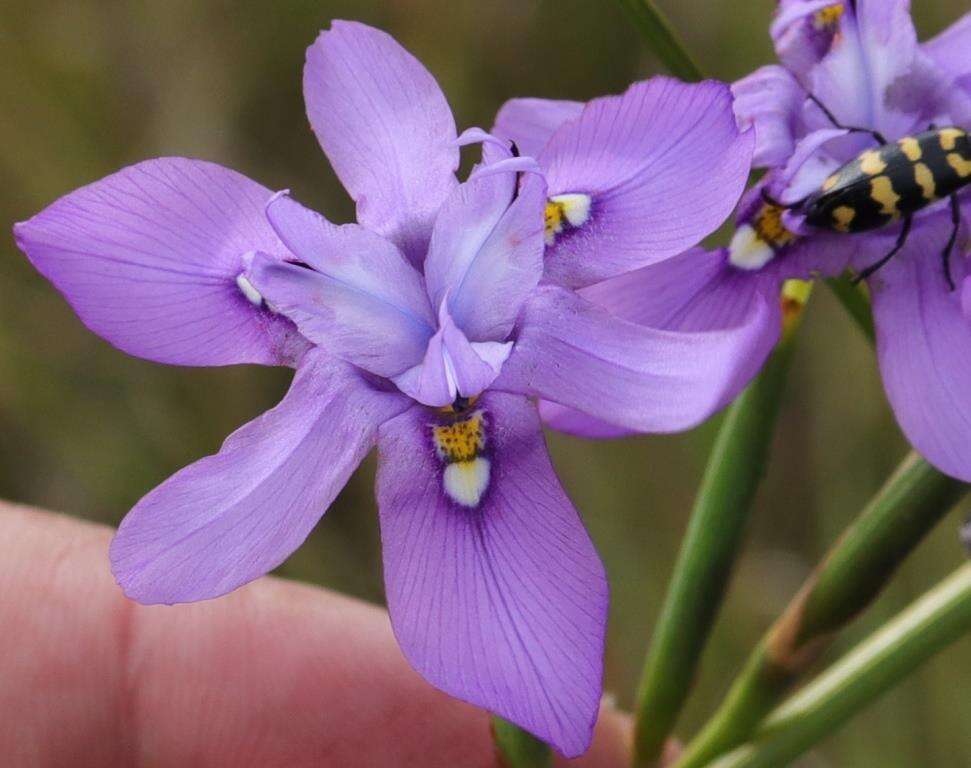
[767,95,971,288]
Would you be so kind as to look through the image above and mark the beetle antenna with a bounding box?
[806,93,888,145]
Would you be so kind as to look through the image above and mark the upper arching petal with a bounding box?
[870,228,971,481]
[424,172,546,342]
[535,248,781,438]
[376,394,607,757]
[539,78,754,287]
[110,350,410,604]
[733,65,806,168]
[304,21,459,264]
[252,195,435,378]
[808,0,948,140]
[492,98,585,159]
[495,285,776,433]
[13,158,306,367]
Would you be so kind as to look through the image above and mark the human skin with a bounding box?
[0,501,638,767]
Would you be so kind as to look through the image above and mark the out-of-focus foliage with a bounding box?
[1,2,968,765]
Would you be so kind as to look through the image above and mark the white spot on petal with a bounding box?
[443,457,491,507]
[551,193,592,227]
[236,273,264,306]
[729,225,775,270]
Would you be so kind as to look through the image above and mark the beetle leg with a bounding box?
[854,215,913,284]
[942,194,961,291]
[807,93,888,145]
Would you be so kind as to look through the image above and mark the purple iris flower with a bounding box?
[13,21,759,755]
[501,1,971,479]
[733,0,971,482]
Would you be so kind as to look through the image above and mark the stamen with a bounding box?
[433,410,490,507]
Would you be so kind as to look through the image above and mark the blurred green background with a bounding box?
[1,1,969,765]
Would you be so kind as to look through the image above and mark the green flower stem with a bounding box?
[823,275,875,344]
[492,717,551,768]
[632,283,812,768]
[709,563,971,768]
[673,452,967,768]
[615,0,704,82]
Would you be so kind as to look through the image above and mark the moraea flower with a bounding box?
[731,0,971,482]
[14,21,759,755]
[491,78,777,440]
[505,1,971,479]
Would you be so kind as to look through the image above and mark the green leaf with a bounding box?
[615,0,704,82]
[672,452,967,768]
[632,284,810,767]
[709,563,971,768]
[492,717,551,768]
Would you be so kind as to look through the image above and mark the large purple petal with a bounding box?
[110,350,410,604]
[303,21,459,263]
[13,158,306,367]
[539,78,754,287]
[251,195,435,378]
[424,173,545,342]
[536,248,781,438]
[376,393,607,757]
[496,285,777,433]
[732,65,806,168]
[492,98,584,159]
[870,228,971,481]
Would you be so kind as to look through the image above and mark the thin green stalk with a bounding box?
[673,452,967,768]
[492,717,551,768]
[823,275,875,344]
[615,0,704,82]
[710,564,971,768]
[632,283,812,767]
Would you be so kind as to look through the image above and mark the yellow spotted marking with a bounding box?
[754,203,795,248]
[433,411,490,507]
[822,173,840,192]
[947,152,971,179]
[870,176,901,217]
[832,205,856,232]
[859,150,887,176]
[913,163,937,200]
[433,411,485,463]
[898,137,922,162]
[544,202,565,246]
[813,4,844,30]
[940,128,965,151]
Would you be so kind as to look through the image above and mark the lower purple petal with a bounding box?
[376,394,607,757]
[871,230,971,481]
[497,285,777,434]
[13,158,305,367]
[110,350,409,604]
